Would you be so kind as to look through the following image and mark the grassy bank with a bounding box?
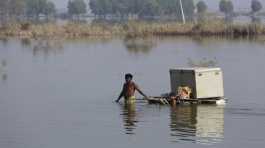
[1,20,265,38]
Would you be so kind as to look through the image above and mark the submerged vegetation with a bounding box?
[0,21,265,38]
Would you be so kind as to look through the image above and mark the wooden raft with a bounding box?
[147,96,224,105]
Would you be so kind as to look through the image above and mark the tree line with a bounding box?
[196,0,263,22]
[0,0,56,20]
[89,0,264,19]
[218,0,263,16]
[0,0,264,22]
[89,0,195,20]
[0,0,89,21]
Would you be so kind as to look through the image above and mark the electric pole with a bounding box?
[179,0,186,24]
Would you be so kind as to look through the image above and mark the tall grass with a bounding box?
[0,20,265,38]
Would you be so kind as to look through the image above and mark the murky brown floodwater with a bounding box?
[0,36,265,148]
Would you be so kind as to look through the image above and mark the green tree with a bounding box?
[8,0,26,17]
[89,0,109,17]
[219,0,226,13]
[139,0,160,17]
[68,0,87,17]
[89,0,195,21]
[43,1,56,17]
[128,0,142,15]
[0,0,8,23]
[25,0,37,17]
[0,0,27,20]
[0,0,9,16]
[251,0,263,14]
[113,0,131,17]
[26,0,56,19]
[219,0,234,16]
[196,0,207,22]
[181,0,195,20]
[197,1,207,14]
[157,0,177,15]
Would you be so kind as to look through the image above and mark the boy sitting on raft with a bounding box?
[115,73,148,103]
[168,87,192,105]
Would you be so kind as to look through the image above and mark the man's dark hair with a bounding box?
[125,73,133,79]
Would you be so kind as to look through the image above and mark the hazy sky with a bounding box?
[53,0,265,11]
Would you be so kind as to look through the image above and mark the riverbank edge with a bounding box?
[1,21,265,38]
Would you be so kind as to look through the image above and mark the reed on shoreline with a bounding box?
[0,20,265,38]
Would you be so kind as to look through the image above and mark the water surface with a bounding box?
[0,37,265,148]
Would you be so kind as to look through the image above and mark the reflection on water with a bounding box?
[21,38,32,47]
[65,37,113,45]
[227,107,265,117]
[1,73,7,81]
[1,60,7,67]
[123,37,156,54]
[196,106,224,144]
[170,105,197,142]
[170,105,224,144]
[120,103,138,135]
[118,103,224,144]
[191,36,265,46]
[191,36,212,46]
[0,59,7,82]
[0,37,8,46]
[187,57,218,67]
[32,40,64,57]
[21,39,64,57]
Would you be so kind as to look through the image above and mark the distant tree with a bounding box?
[219,0,226,13]
[25,0,36,17]
[184,0,196,19]
[113,0,131,17]
[156,0,195,20]
[43,1,56,18]
[89,0,110,17]
[67,0,87,18]
[26,0,56,19]
[157,0,177,15]
[197,1,207,14]
[0,0,8,23]
[89,0,195,21]
[39,0,47,11]
[251,0,263,14]
[139,0,160,17]
[219,0,234,16]
[196,0,207,22]
[226,1,234,14]
[87,0,107,17]
[0,0,27,21]
[8,0,26,17]
[0,0,9,16]
[128,0,142,15]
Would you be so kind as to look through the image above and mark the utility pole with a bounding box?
[179,0,186,24]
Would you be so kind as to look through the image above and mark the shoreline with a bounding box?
[1,21,265,39]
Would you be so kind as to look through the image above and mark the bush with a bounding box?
[20,22,31,31]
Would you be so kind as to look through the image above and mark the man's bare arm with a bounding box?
[135,84,148,99]
[115,85,125,102]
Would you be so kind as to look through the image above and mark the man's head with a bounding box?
[125,73,133,82]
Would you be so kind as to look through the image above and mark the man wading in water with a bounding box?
[115,73,148,103]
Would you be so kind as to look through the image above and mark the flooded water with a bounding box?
[0,36,265,148]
